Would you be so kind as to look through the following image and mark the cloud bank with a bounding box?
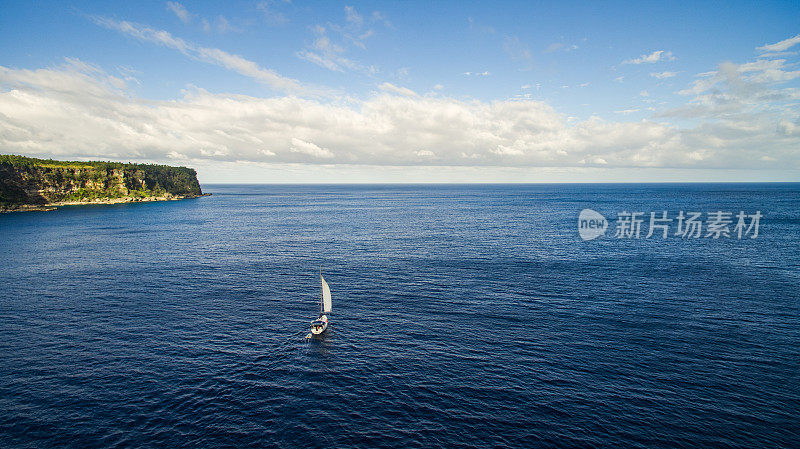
[1,56,798,171]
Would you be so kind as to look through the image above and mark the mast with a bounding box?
[319,265,323,315]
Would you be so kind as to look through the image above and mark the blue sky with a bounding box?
[1,1,799,182]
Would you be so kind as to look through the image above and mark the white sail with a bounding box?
[321,274,332,314]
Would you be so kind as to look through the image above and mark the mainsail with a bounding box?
[321,274,332,314]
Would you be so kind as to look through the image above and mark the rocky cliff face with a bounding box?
[0,155,204,210]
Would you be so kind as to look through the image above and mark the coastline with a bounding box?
[1,193,211,213]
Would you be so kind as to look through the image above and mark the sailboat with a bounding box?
[309,269,332,336]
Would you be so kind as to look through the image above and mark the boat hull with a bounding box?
[310,315,328,335]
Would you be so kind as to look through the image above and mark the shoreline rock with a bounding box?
[1,193,211,213]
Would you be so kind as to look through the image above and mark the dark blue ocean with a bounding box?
[1,184,798,448]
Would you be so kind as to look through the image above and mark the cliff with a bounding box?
[0,155,206,212]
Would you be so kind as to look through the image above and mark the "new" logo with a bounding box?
[578,209,607,241]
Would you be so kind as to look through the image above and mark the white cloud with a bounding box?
[650,71,678,79]
[503,36,532,69]
[678,59,800,97]
[1,60,798,172]
[297,6,384,74]
[778,120,800,136]
[165,4,240,33]
[578,157,608,165]
[467,17,494,34]
[371,11,392,28]
[544,42,578,53]
[464,71,490,76]
[623,50,676,64]
[738,59,800,83]
[297,50,341,72]
[92,16,191,52]
[257,0,290,25]
[656,56,800,170]
[214,16,242,34]
[757,34,800,53]
[296,26,361,73]
[91,16,306,94]
[378,83,418,97]
[491,145,524,156]
[166,2,191,24]
[344,5,363,27]
[290,138,335,159]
